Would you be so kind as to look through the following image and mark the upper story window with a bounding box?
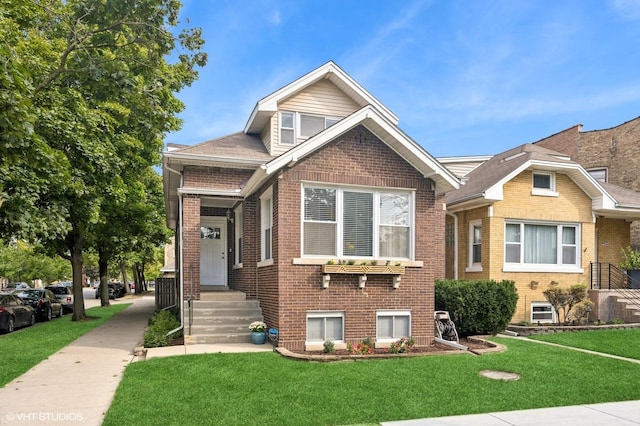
[280,112,295,145]
[280,111,340,146]
[587,168,607,183]
[532,171,557,196]
[302,185,413,260]
[504,221,581,272]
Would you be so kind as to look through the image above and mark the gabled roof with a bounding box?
[163,132,274,227]
[444,143,640,219]
[244,61,398,134]
[242,105,460,197]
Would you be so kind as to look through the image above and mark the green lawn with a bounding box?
[0,303,130,386]
[104,337,640,426]
[528,327,640,360]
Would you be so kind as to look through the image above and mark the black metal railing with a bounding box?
[590,262,640,311]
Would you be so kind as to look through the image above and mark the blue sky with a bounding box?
[168,0,640,157]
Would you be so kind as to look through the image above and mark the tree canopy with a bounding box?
[0,0,206,318]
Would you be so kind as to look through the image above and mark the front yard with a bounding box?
[529,327,640,360]
[103,335,640,425]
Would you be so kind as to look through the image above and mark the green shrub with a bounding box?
[435,279,518,337]
[143,308,182,348]
[323,340,335,353]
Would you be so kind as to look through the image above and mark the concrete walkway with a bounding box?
[1,299,639,425]
[0,295,155,425]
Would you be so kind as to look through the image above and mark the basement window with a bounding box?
[531,302,555,323]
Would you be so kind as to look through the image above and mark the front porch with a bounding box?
[589,262,640,323]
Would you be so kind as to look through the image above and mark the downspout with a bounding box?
[166,167,184,338]
[446,212,459,280]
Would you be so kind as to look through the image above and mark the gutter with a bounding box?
[166,171,185,338]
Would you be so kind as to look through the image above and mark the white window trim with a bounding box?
[305,311,345,348]
[531,171,558,197]
[376,310,411,344]
[466,220,482,272]
[279,111,296,146]
[260,187,273,262]
[301,183,415,261]
[531,301,556,324]
[503,221,583,273]
[279,111,341,146]
[587,167,608,183]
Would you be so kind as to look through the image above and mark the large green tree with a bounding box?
[0,0,206,320]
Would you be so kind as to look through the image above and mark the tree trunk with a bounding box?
[98,248,110,307]
[133,263,141,294]
[69,231,87,321]
[120,261,131,295]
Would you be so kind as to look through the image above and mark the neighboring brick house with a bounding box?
[533,116,640,246]
[444,143,640,323]
[163,62,459,351]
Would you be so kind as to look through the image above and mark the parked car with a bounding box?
[1,282,30,294]
[0,294,36,333]
[113,283,126,298]
[95,284,117,300]
[45,286,74,313]
[14,289,64,321]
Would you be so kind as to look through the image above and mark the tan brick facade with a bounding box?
[448,169,634,322]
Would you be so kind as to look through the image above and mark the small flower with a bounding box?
[249,321,267,332]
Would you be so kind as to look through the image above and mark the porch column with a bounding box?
[183,195,201,300]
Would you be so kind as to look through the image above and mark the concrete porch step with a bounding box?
[184,291,263,346]
[199,291,247,301]
[191,312,262,327]
[186,332,253,344]
[188,300,261,309]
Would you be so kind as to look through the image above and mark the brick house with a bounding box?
[533,116,640,246]
[444,143,640,323]
[163,62,459,351]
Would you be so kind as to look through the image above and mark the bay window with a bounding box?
[505,221,580,271]
[303,185,412,260]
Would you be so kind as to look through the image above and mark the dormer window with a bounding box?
[280,112,296,145]
[279,111,340,146]
[532,171,557,196]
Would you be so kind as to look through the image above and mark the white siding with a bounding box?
[280,80,360,117]
[268,80,361,156]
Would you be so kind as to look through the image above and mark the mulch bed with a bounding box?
[279,337,500,362]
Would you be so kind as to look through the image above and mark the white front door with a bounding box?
[200,217,227,287]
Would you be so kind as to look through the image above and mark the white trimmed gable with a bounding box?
[244,61,398,156]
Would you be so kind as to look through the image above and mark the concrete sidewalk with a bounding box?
[0,295,156,426]
[381,400,640,425]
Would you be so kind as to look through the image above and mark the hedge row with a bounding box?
[435,279,518,337]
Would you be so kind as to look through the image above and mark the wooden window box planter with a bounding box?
[321,264,405,275]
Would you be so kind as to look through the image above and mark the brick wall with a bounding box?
[182,195,201,300]
[262,125,443,351]
[453,169,606,321]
